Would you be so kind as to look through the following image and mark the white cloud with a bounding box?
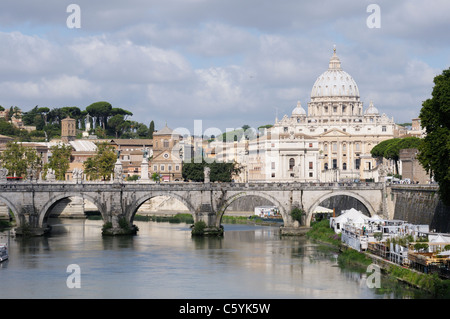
[0,1,448,130]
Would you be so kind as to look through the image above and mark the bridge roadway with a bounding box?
[0,180,386,236]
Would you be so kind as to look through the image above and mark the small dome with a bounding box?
[310,47,360,99]
[292,101,306,116]
[365,101,379,115]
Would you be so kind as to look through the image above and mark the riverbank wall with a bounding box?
[388,185,450,233]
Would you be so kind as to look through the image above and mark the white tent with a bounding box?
[314,206,333,213]
[329,208,367,233]
[429,234,450,243]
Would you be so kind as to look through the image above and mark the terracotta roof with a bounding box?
[110,139,153,146]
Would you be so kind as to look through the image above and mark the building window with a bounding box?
[324,144,328,152]
[163,139,169,148]
[168,165,172,171]
[271,162,275,170]
[324,163,328,170]
[309,143,313,148]
[355,159,360,169]
[343,163,347,170]
[289,158,295,170]
[271,173,276,178]
[160,165,165,171]
[382,126,387,132]
[343,144,347,151]
[309,162,313,170]
[309,172,313,177]
[153,165,157,171]
[356,143,361,151]
[332,143,337,152]
[175,165,180,171]
[332,159,337,169]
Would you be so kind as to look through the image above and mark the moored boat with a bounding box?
[0,243,8,262]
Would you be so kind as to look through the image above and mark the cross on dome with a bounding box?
[329,45,342,70]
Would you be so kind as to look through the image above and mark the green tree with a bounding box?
[0,141,42,177]
[151,172,161,182]
[371,137,422,174]
[83,142,116,181]
[0,118,21,136]
[108,114,126,138]
[182,160,241,182]
[86,101,112,130]
[148,120,155,139]
[45,144,72,180]
[418,67,450,205]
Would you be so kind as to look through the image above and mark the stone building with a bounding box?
[270,48,398,182]
[61,117,77,143]
[109,138,153,179]
[399,148,430,184]
[149,125,183,181]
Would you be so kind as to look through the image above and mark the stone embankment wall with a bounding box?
[389,185,450,233]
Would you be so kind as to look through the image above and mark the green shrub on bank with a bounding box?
[306,219,341,246]
[134,213,194,224]
[388,265,450,298]
[221,215,249,224]
[338,248,372,270]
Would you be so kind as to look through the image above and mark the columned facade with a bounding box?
[270,48,397,182]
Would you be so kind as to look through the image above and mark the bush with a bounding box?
[102,222,112,232]
[307,219,341,246]
[291,207,303,224]
[192,220,206,236]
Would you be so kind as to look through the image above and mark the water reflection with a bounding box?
[0,218,428,299]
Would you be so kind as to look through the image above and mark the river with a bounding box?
[0,218,429,299]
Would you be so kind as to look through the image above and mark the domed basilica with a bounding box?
[260,47,398,182]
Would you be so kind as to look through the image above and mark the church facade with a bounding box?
[248,48,398,182]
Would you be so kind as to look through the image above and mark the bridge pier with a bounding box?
[102,214,138,236]
[15,208,51,236]
[192,201,224,236]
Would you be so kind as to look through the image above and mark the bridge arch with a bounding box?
[128,191,196,223]
[39,193,104,228]
[0,194,21,226]
[217,191,288,224]
[305,190,376,226]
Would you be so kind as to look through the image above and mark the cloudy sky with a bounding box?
[0,0,449,134]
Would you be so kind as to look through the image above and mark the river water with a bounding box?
[0,218,428,299]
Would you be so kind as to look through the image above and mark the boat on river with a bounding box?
[0,243,8,262]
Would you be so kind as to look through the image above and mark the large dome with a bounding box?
[310,48,359,99]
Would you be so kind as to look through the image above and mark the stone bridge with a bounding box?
[0,180,386,236]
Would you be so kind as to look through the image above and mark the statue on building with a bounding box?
[46,168,56,182]
[204,166,210,183]
[0,167,8,183]
[114,159,124,183]
[72,168,83,183]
